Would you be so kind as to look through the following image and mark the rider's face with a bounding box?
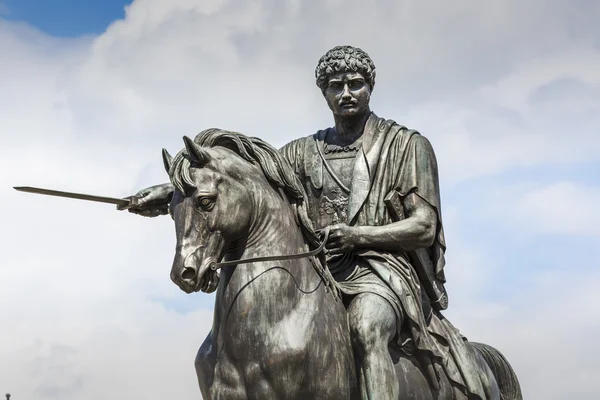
[323,72,371,117]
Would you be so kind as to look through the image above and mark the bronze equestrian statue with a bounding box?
[123,46,522,400]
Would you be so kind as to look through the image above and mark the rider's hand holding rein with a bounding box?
[323,193,437,255]
[323,224,362,254]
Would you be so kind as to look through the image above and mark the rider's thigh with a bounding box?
[347,293,397,349]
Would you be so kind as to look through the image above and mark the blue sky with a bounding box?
[1,0,131,36]
[0,1,599,399]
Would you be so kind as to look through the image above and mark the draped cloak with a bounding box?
[280,112,487,399]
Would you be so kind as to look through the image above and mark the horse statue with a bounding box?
[162,129,522,400]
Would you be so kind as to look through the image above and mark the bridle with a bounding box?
[210,228,330,271]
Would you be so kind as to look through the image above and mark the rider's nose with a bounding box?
[341,85,352,99]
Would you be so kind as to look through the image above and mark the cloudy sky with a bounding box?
[1,0,599,399]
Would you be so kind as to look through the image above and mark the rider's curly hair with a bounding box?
[315,45,376,92]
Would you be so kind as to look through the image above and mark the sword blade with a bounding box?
[13,186,132,207]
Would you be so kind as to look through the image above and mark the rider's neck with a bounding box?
[332,110,370,141]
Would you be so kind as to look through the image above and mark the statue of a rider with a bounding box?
[125,45,488,399]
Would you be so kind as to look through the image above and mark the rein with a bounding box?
[210,228,330,270]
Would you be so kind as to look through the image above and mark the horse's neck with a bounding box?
[244,182,308,258]
[216,184,319,318]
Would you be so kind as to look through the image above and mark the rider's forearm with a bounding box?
[144,182,174,204]
[354,214,436,253]
[160,182,175,193]
[155,182,175,207]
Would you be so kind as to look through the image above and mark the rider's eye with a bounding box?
[349,80,363,90]
[196,196,215,210]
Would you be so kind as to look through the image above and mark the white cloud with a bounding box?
[513,182,600,237]
[473,181,600,238]
[446,268,600,400]
[481,48,600,112]
[1,0,600,399]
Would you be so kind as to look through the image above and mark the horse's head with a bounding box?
[163,136,256,293]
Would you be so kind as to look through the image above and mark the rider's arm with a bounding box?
[354,133,441,253]
[354,192,437,252]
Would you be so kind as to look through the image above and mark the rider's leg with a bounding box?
[347,293,399,400]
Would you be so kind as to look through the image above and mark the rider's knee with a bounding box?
[348,296,396,353]
[350,319,383,352]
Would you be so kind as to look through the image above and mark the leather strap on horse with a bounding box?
[210,228,330,270]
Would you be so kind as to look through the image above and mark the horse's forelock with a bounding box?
[169,150,199,195]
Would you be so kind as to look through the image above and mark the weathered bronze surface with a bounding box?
[104,46,524,399]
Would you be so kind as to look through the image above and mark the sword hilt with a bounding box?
[117,196,141,210]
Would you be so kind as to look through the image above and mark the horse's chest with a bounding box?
[210,310,320,398]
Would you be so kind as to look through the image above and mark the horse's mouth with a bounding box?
[188,258,218,293]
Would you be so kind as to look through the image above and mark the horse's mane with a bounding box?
[169,128,320,249]
[168,128,340,297]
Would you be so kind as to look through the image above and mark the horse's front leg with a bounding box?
[195,332,216,398]
[196,332,252,400]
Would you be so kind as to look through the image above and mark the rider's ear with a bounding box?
[162,148,173,174]
[183,136,211,166]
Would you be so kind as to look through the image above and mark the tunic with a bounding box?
[280,112,488,399]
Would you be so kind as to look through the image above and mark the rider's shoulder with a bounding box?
[377,116,437,154]
[281,129,327,150]
[378,116,423,141]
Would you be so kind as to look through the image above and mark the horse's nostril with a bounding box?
[182,267,197,281]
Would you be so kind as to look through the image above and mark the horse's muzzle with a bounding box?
[171,231,225,293]
[171,251,199,293]
[172,255,218,293]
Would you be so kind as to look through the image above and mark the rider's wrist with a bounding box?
[355,226,373,248]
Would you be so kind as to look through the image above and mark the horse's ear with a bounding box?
[183,136,211,166]
[162,148,173,173]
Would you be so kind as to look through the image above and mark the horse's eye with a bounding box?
[197,196,215,210]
